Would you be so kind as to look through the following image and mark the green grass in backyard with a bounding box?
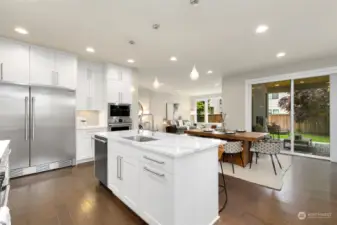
[275,134,330,143]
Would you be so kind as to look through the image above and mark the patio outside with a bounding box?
[252,76,330,158]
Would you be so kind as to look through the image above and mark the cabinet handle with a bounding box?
[117,156,120,179]
[0,63,3,80]
[144,167,165,177]
[143,156,165,164]
[120,156,123,180]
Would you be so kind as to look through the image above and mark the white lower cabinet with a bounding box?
[121,159,139,211]
[108,141,173,225]
[140,163,173,225]
[76,128,106,163]
[108,150,123,196]
[106,140,218,225]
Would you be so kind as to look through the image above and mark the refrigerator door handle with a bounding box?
[25,96,29,141]
[31,96,35,141]
[0,63,3,80]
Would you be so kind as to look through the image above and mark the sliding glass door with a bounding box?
[251,75,330,158]
[252,80,291,151]
[293,76,330,157]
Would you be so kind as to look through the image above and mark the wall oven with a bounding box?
[108,123,132,132]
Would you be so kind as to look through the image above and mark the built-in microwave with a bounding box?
[108,103,131,117]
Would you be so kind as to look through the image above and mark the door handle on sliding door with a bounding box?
[31,97,35,140]
[25,97,29,141]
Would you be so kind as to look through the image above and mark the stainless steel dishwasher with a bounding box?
[93,135,108,186]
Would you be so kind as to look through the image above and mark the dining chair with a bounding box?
[223,141,243,174]
[218,145,228,213]
[250,140,283,175]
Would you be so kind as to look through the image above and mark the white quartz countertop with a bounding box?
[77,125,107,130]
[95,130,225,158]
[0,140,10,159]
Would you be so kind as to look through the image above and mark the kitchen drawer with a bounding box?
[140,150,174,175]
[139,161,173,225]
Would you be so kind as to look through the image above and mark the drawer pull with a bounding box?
[144,167,165,177]
[143,156,165,164]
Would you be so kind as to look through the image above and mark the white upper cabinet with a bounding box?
[106,64,133,104]
[30,45,55,85]
[0,37,30,84]
[30,45,77,89]
[77,60,105,110]
[55,51,77,89]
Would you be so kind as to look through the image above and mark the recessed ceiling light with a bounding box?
[300,81,305,84]
[170,56,177,61]
[14,27,29,35]
[152,24,160,30]
[276,52,286,58]
[190,0,199,6]
[255,25,269,34]
[127,59,135,63]
[207,70,213,74]
[275,84,280,87]
[86,47,95,53]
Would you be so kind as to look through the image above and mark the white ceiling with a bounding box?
[1,0,337,96]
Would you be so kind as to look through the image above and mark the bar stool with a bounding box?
[223,141,243,174]
[218,145,228,213]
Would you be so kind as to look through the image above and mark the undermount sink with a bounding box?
[123,135,158,142]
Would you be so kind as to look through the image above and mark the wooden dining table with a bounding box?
[184,129,268,167]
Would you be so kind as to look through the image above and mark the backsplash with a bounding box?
[76,110,100,126]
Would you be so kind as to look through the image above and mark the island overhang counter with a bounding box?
[94,130,224,225]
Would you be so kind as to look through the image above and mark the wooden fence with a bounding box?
[268,114,329,135]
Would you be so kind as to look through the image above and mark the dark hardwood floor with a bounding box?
[9,156,337,225]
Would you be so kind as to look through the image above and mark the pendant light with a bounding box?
[153,77,160,89]
[190,65,199,80]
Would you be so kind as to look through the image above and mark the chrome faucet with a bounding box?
[139,113,155,136]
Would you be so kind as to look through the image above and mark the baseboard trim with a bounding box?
[76,157,94,165]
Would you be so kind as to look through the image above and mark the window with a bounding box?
[271,93,279,99]
[195,97,222,123]
[269,109,272,115]
[273,109,279,114]
[196,100,205,122]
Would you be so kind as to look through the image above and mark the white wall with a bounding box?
[221,56,337,162]
[138,87,190,132]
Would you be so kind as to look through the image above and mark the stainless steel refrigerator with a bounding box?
[0,82,76,178]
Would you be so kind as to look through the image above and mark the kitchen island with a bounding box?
[95,130,223,225]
